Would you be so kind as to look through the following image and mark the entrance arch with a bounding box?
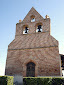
[26,62,35,77]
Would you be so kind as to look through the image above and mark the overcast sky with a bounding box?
[0,0,64,76]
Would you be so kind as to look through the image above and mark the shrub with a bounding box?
[7,76,13,85]
[23,77,64,85]
[51,78,64,85]
[0,76,7,85]
[0,76,13,85]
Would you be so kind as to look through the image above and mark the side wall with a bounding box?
[5,46,61,77]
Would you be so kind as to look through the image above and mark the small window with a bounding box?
[31,15,35,22]
[23,25,29,34]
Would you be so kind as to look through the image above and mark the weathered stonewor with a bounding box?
[5,7,61,77]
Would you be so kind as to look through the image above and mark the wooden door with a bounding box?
[26,62,35,77]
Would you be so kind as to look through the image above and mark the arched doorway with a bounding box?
[26,62,35,77]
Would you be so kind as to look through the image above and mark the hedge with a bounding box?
[0,76,13,85]
[0,76,64,85]
[23,77,64,85]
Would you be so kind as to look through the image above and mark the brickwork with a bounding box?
[5,7,61,77]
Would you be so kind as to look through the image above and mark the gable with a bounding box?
[22,7,44,23]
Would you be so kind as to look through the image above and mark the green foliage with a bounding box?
[0,76,13,85]
[51,78,64,85]
[0,76,7,85]
[23,77,64,85]
[7,76,13,85]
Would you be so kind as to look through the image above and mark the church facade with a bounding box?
[5,7,61,77]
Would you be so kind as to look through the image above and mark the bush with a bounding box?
[0,76,13,85]
[23,77,64,85]
[51,78,64,85]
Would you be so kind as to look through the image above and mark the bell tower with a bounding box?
[15,7,50,37]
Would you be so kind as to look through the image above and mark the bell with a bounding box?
[38,25,42,32]
[25,30,27,33]
[25,27,28,33]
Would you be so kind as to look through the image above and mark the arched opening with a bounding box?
[26,62,35,77]
[23,25,29,34]
[36,23,43,32]
[30,15,35,22]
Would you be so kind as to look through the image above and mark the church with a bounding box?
[5,7,61,77]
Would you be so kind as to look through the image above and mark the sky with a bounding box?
[0,0,64,76]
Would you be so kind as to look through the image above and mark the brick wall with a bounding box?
[5,7,61,77]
